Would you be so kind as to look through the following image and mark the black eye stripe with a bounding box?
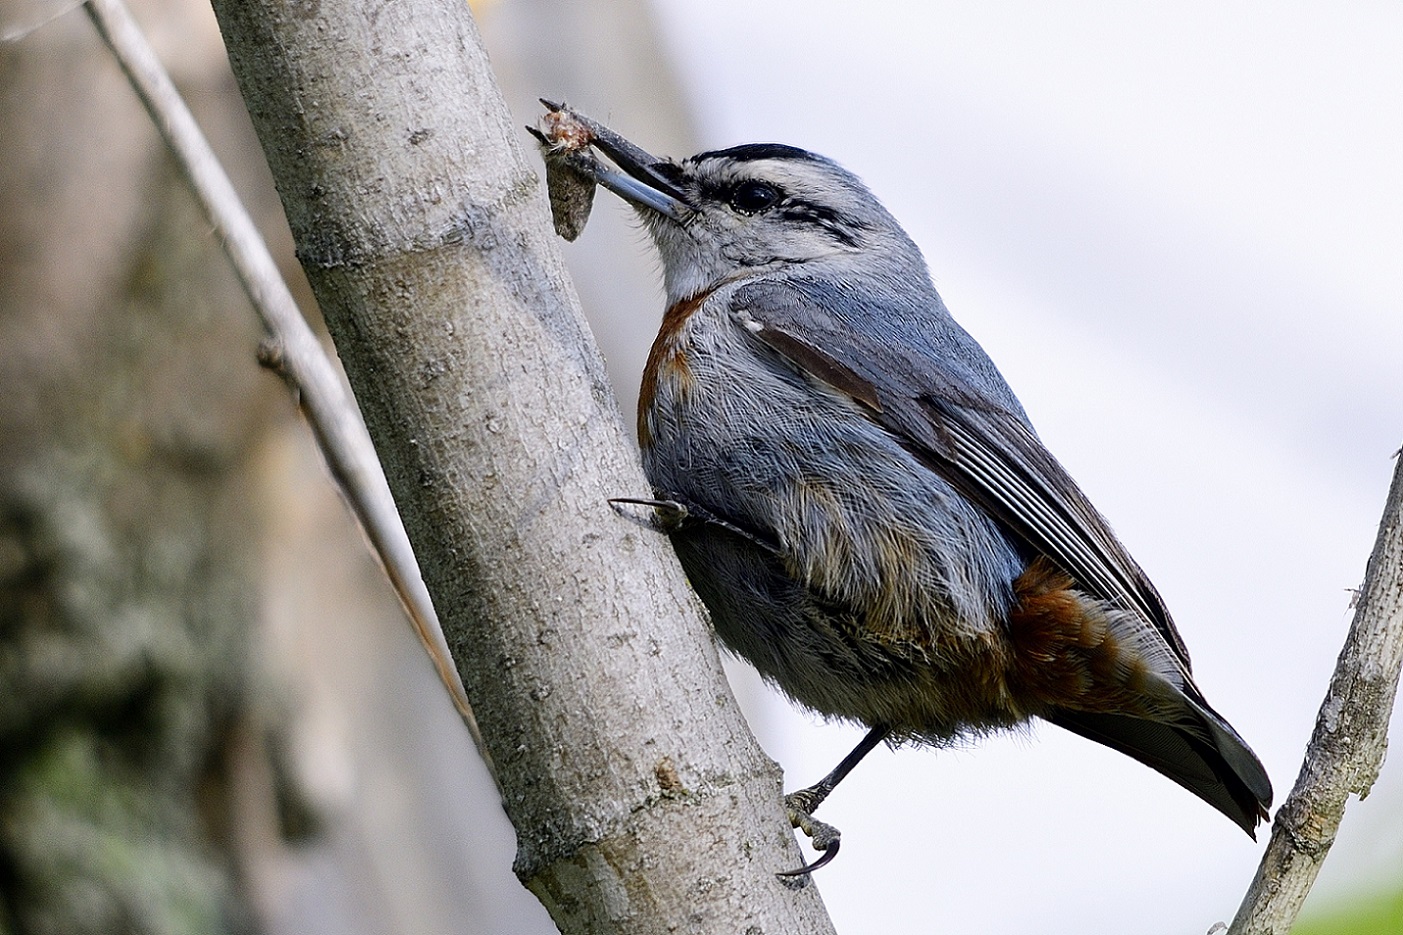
[781,201,840,226]
[691,175,865,247]
[781,201,862,247]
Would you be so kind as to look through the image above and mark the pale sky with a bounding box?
[644,3,1403,932]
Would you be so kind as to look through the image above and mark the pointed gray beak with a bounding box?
[589,164,689,220]
[537,101,692,220]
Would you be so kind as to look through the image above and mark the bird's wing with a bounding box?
[729,277,1194,672]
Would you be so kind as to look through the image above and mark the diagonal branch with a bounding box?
[80,0,485,768]
[1228,448,1403,934]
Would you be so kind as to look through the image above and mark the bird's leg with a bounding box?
[778,725,890,876]
[607,495,691,531]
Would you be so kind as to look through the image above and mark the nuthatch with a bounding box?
[531,103,1272,873]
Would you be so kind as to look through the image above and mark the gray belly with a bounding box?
[641,349,1028,736]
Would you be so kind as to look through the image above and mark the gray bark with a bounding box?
[1227,450,1403,934]
[205,1,838,932]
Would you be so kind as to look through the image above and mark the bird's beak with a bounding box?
[591,158,691,221]
[538,101,692,221]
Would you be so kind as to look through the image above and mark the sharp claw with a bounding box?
[607,497,690,534]
[782,790,843,875]
[776,839,840,878]
[539,97,563,110]
[607,496,687,517]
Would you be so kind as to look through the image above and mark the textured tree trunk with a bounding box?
[206,0,838,932]
[0,3,280,931]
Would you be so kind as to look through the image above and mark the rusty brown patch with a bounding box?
[1005,556,1152,716]
[637,288,713,446]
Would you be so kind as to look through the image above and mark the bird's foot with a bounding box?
[608,493,780,552]
[607,495,691,532]
[777,787,842,876]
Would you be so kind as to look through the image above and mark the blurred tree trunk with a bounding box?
[0,3,279,932]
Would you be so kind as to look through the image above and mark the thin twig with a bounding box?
[81,0,492,782]
[1,0,86,43]
[1227,449,1403,934]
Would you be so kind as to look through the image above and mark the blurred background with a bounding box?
[1,0,1398,933]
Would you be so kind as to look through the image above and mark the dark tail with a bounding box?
[1048,701,1273,836]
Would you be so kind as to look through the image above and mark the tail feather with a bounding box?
[1047,705,1272,836]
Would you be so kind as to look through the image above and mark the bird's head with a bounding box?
[583,128,924,304]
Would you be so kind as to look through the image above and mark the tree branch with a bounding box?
[80,0,484,764]
[1227,449,1403,934]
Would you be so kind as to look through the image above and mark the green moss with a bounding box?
[3,729,228,935]
[1293,885,1403,935]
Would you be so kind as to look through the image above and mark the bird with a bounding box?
[531,103,1272,873]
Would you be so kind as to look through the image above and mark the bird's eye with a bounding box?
[729,181,781,214]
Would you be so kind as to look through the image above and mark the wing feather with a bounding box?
[731,278,1194,672]
[727,278,1273,826]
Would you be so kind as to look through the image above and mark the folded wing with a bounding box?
[730,277,1272,832]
